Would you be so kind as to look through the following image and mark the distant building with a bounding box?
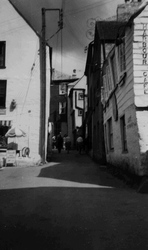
[68,76,87,148]
[50,70,79,139]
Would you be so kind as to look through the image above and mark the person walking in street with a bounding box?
[76,135,83,154]
[65,135,71,154]
[52,135,56,149]
[57,132,63,153]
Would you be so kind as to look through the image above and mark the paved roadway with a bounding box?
[0,149,148,250]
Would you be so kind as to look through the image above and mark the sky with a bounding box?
[10,0,124,77]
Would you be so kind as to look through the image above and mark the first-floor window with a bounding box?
[78,109,83,116]
[118,41,126,74]
[120,115,128,152]
[78,93,84,100]
[108,117,114,150]
[0,80,7,108]
[59,102,66,114]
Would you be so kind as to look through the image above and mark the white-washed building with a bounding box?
[102,1,148,176]
[0,0,51,162]
[68,76,87,147]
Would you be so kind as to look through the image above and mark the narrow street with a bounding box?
[0,149,148,250]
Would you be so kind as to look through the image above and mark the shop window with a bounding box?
[0,80,7,108]
[120,115,128,152]
[0,42,6,68]
[108,117,114,150]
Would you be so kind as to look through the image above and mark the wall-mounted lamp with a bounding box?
[10,99,16,111]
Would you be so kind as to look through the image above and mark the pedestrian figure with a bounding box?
[76,136,83,154]
[65,135,71,154]
[52,135,56,149]
[57,132,63,153]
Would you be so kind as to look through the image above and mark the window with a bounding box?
[110,51,118,86]
[0,42,6,68]
[59,83,66,95]
[120,115,128,152]
[78,93,84,100]
[108,118,114,150]
[78,109,83,116]
[106,65,112,93]
[59,102,66,114]
[103,75,108,101]
[118,40,126,74]
[0,80,7,108]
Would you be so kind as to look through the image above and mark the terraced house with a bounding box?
[0,0,51,163]
[101,0,148,176]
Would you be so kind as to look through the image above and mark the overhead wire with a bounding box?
[64,0,116,16]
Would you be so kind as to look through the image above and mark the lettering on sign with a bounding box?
[142,24,148,94]
[6,150,16,166]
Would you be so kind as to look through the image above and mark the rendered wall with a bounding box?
[133,5,148,175]
[0,0,50,161]
[103,23,142,175]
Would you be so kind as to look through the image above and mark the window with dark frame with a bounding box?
[0,42,6,68]
[110,51,118,86]
[120,115,128,152]
[108,117,114,150]
[118,39,126,74]
[0,80,7,108]
[59,102,66,114]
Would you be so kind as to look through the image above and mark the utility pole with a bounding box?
[40,8,63,163]
[40,8,46,163]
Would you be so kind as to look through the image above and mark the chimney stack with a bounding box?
[117,0,142,21]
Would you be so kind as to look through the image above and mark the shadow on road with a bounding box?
[1,151,147,250]
[38,149,125,189]
[0,185,147,250]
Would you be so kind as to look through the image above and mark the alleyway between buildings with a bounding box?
[0,149,148,250]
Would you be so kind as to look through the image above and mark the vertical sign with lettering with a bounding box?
[142,24,148,94]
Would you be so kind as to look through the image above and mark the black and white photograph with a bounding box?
[0,0,148,249]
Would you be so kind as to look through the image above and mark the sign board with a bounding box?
[6,150,16,166]
[0,148,6,167]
